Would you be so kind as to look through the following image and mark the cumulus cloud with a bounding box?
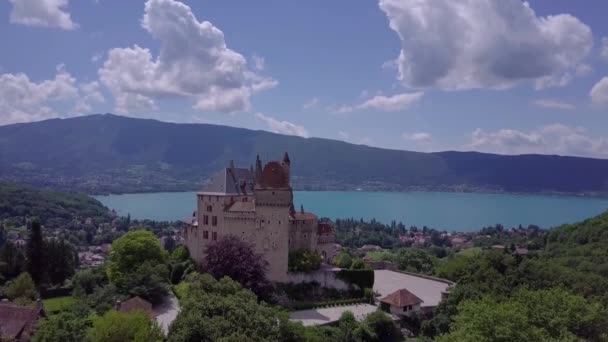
[9,0,77,30]
[467,124,608,158]
[533,99,575,110]
[99,0,276,114]
[74,81,105,113]
[332,92,424,113]
[255,113,309,138]
[378,0,593,90]
[591,77,608,106]
[601,37,608,61]
[0,65,79,125]
[402,132,432,143]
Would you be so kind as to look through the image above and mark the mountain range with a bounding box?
[1,114,607,195]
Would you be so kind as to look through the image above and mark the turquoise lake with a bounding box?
[94,191,608,232]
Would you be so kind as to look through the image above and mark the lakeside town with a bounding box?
[1,154,557,341]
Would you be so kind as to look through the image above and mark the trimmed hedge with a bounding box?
[291,297,368,311]
[336,269,374,290]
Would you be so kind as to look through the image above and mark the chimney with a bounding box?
[255,155,263,183]
[300,204,304,214]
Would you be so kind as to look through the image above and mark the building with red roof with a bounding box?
[380,288,424,317]
[185,153,336,282]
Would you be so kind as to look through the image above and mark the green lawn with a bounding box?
[457,247,482,257]
[43,296,75,314]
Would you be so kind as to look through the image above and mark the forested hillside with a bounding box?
[425,211,608,340]
[1,114,608,194]
[0,182,112,228]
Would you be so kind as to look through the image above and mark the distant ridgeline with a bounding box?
[1,114,608,195]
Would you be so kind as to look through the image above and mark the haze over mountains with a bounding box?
[0,114,607,195]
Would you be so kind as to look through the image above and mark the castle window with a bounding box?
[216,196,219,201]
[203,215,209,225]
[272,191,275,195]
[212,232,217,241]
[212,216,218,226]
[203,231,209,239]
[206,205,212,212]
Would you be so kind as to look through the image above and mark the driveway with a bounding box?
[155,293,180,335]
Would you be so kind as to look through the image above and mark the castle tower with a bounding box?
[281,152,291,185]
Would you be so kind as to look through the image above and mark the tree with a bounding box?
[168,273,291,341]
[88,310,164,342]
[122,261,169,305]
[204,235,272,301]
[288,249,322,272]
[26,220,45,285]
[45,238,76,285]
[106,230,167,287]
[32,311,89,342]
[5,272,38,304]
[363,310,396,341]
[171,246,190,263]
[0,241,25,280]
[438,288,608,342]
[334,252,353,269]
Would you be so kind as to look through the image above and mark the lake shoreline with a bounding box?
[94,191,608,232]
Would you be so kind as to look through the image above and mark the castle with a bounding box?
[184,153,336,282]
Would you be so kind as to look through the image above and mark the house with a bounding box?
[380,288,424,317]
[0,301,45,341]
[116,296,155,318]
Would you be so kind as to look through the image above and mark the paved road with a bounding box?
[155,293,180,335]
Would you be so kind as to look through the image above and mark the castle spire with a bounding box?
[255,154,263,183]
[282,152,291,165]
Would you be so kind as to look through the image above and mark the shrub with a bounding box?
[288,249,322,272]
[336,269,374,290]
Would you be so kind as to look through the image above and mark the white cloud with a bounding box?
[378,0,592,90]
[255,113,308,138]
[601,37,608,61]
[402,132,432,143]
[590,77,608,105]
[99,0,276,114]
[332,91,424,113]
[338,131,350,140]
[74,81,105,113]
[251,54,265,71]
[0,65,79,125]
[302,97,319,110]
[467,124,608,158]
[9,0,77,30]
[91,53,102,64]
[533,99,575,110]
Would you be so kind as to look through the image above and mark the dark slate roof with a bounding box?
[0,303,43,341]
[200,167,254,195]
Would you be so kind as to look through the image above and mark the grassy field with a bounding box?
[457,247,482,256]
[43,296,75,314]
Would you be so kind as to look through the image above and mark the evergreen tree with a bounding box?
[26,220,46,285]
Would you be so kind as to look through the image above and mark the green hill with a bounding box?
[1,114,608,194]
[0,182,112,228]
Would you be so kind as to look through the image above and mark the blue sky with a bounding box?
[1,0,608,157]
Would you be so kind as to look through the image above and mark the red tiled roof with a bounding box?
[260,161,289,188]
[380,289,423,307]
[119,297,154,318]
[0,303,43,341]
[317,223,334,235]
[291,212,317,221]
